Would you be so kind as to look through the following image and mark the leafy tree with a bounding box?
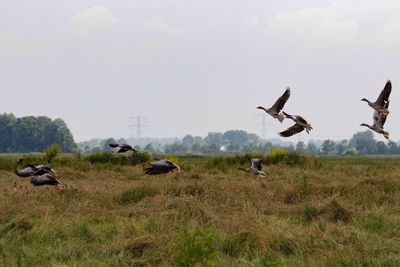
[306,143,318,155]
[296,141,306,153]
[321,140,336,155]
[335,140,349,155]
[387,141,398,154]
[204,132,223,148]
[375,141,387,154]
[350,130,376,154]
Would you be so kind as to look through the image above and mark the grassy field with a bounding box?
[0,153,399,266]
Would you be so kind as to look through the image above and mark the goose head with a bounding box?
[361,98,369,103]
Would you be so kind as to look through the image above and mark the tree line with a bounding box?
[78,129,400,155]
[0,113,77,153]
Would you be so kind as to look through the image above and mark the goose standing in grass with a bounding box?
[257,87,291,122]
[238,158,266,177]
[109,143,138,153]
[31,174,62,187]
[361,80,391,116]
[144,160,180,175]
[279,112,313,137]
[360,101,390,139]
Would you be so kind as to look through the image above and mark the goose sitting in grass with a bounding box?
[257,87,291,122]
[360,101,390,139]
[144,160,180,175]
[361,80,391,116]
[31,174,62,187]
[15,159,56,177]
[109,143,138,153]
[238,158,266,177]
[279,112,313,137]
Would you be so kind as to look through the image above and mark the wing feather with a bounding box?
[271,88,291,112]
[279,124,305,137]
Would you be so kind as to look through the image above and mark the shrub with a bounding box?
[0,157,16,172]
[44,144,62,163]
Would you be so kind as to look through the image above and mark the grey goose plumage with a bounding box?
[279,112,313,137]
[31,174,62,187]
[361,80,391,116]
[257,87,291,123]
[360,100,390,139]
[109,143,138,153]
[238,158,266,177]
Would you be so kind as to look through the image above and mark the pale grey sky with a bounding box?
[1,0,400,142]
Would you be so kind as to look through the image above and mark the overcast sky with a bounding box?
[1,0,400,142]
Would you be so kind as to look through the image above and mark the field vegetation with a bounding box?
[0,151,399,266]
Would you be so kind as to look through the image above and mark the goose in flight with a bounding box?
[279,112,313,137]
[109,143,138,153]
[360,101,390,139]
[257,87,291,122]
[144,160,180,175]
[238,158,266,177]
[31,174,62,187]
[15,160,56,177]
[361,80,391,116]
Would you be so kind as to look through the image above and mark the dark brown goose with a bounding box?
[279,112,312,137]
[238,158,266,177]
[144,160,180,175]
[31,174,62,187]
[109,143,138,153]
[257,87,291,122]
[361,80,391,116]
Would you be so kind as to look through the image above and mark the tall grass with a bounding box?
[0,155,399,265]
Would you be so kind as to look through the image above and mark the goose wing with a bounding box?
[279,123,305,137]
[375,80,392,107]
[31,174,61,186]
[373,101,389,128]
[271,87,291,112]
[296,116,308,124]
[109,143,119,148]
[251,158,262,171]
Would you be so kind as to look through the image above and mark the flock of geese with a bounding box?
[257,80,392,139]
[13,80,393,184]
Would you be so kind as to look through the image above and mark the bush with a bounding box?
[0,157,16,172]
[44,144,62,163]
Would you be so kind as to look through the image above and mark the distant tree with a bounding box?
[321,139,336,155]
[204,132,223,147]
[350,130,376,154]
[387,141,398,154]
[165,142,189,154]
[306,143,318,155]
[375,141,387,154]
[102,138,117,152]
[144,143,157,154]
[182,135,195,147]
[0,113,16,152]
[335,140,349,155]
[296,141,306,153]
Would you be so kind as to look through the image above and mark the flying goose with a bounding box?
[279,112,313,137]
[144,160,180,175]
[109,143,138,153]
[360,101,390,139]
[31,174,62,187]
[15,160,56,177]
[361,80,391,116]
[257,87,291,122]
[238,158,266,177]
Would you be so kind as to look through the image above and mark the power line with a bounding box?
[128,116,148,138]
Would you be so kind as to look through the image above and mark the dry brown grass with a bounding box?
[0,156,399,266]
